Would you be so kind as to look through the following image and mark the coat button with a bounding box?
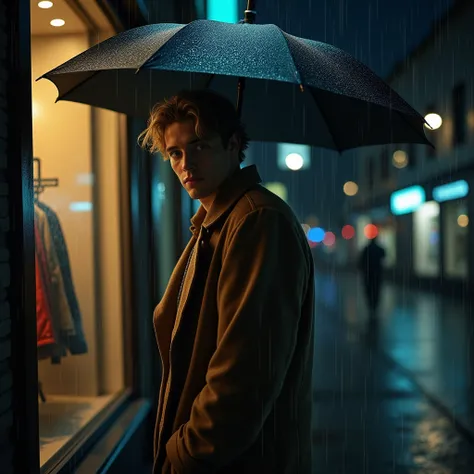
[200,239,205,247]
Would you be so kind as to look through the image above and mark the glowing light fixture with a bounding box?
[433,180,469,203]
[343,181,358,196]
[285,153,304,171]
[38,1,53,8]
[424,113,442,130]
[390,185,426,215]
[458,214,469,228]
[207,0,238,23]
[50,18,65,27]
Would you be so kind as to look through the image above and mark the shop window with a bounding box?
[413,201,440,277]
[31,4,126,468]
[378,225,396,268]
[452,83,466,146]
[444,200,468,278]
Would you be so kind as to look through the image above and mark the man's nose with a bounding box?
[182,152,197,171]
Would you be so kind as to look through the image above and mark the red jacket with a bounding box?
[35,224,56,348]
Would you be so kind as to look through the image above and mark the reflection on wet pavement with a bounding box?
[312,271,474,473]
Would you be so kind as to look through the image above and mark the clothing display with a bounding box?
[35,202,88,363]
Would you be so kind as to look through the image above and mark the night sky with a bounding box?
[245,0,455,79]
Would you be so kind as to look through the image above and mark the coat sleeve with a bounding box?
[166,209,309,473]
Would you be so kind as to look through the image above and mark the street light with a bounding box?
[285,153,304,170]
[424,113,442,130]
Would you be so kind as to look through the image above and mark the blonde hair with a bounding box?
[138,90,249,162]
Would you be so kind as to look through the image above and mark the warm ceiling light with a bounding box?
[50,18,65,27]
[38,1,53,8]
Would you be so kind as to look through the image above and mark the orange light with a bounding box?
[323,232,336,246]
[341,225,355,240]
[364,224,378,240]
[308,240,317,248]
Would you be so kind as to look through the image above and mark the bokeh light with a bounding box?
[323,232,336,246]
[343,181,359,196]
[364,224,378,240]
[393,150,408,169]
[308,227,325,243]
[341,225,355,240]
[458,214,469,227]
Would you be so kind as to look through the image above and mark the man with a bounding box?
[139,89,315,474]
[358,234,386,320]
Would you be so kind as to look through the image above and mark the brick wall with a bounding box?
[0,0,39,473]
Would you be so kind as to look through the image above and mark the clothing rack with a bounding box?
[34,157,59,197]
[34,157,58,403]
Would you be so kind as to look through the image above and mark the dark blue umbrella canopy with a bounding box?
[40,20,430,152]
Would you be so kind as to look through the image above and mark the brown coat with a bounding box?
[153,165,315,474]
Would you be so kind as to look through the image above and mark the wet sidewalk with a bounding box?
[323,271,474,440]
[313,272,474,473]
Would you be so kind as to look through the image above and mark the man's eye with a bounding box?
[169,151,181,159]
[196,143,207,151]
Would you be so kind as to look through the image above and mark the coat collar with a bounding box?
[189,165,262,235]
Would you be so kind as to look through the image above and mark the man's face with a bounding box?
[164,119,240,209]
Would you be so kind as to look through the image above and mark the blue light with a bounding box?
[308,227,325,243]
[390,185,426,215]
[69,202,93,212]
[207,0,238,23]
[433,180,469,203]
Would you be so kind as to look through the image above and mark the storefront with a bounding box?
[1,1,195,473]
[349,169,474,295]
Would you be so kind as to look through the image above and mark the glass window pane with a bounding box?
[413,201,440,277]
[31,5,125,468]
[444,200,468,278]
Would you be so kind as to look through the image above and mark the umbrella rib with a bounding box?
[276,28,342,153]
[276,28,304,88]
[136,23,193,73]
[308,88,342,154]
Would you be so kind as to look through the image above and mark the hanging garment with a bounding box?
[36,201,88,354]
[35,204,76,338]
[35,222,65,361]
[35,251,56,348]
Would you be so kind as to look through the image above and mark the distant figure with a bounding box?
[358,236,386,319]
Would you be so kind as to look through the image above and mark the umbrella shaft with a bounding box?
[244,0,256,23]
[237,77,246,118]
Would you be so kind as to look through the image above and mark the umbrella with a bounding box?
[39,0,431,152]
